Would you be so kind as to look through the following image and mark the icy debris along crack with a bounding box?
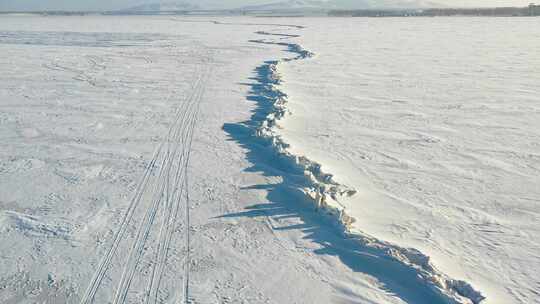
[249,29,485,304]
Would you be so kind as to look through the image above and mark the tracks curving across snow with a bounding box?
[246,28,486,304]
[79,62,211,304]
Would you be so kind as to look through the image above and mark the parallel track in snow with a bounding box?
[80,63,210,304]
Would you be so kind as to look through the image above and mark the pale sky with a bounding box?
[0,0,535,12]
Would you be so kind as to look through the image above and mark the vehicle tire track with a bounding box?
[80,60,210,304]
[181,68,207,304]
[113,71,207,304]
[79,141,165,304]
[142,69,208,304]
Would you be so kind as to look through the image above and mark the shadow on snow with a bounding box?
[221,61,452,304]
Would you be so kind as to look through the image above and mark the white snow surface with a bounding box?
[0,15,463,304]
[275,17,540,304]
[1,15,538,304]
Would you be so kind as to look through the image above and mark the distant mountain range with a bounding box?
[120,0,445,12]
[240,0,338,10]
[123,2,200,11]
[239,0,444,10]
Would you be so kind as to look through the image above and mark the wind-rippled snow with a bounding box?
[1,14,539,304]
[277,17,540,304]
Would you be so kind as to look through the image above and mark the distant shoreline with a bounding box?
[0,5,539,18]
[329,5,540,17]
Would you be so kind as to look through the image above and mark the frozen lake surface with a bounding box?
[0,15,538,304]
[277,17,540,304]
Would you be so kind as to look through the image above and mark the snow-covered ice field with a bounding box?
[277,17,540,304]
[0,14,538,304]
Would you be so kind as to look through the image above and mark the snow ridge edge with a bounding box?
[250,30,485,304]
